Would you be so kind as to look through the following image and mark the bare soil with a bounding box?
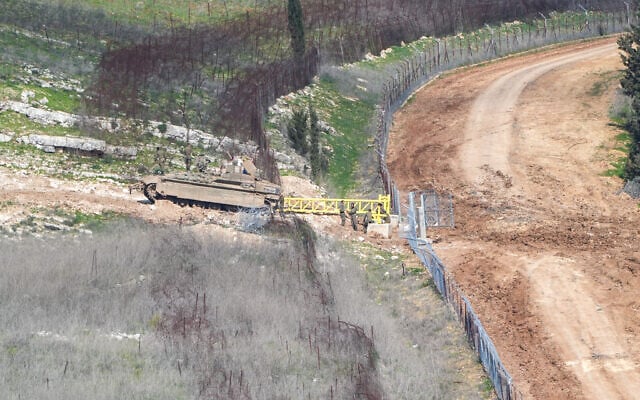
[388,37,640,399]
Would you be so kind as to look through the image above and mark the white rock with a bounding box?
[21,90,35,103]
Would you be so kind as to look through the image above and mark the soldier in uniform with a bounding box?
[363,208,373,233]
[184,144,193,171]
[273,194,286,219]
[349,203,358,231]
[375,202,390,223]
[338,200,346,226]
[153,146,167,174]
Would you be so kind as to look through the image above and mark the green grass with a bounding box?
[268,76,375,195]
[0,108,162,153]
[348,241,405,284]
[0,26,99,76]
[0,81,81,113]
[604,132,632,178]
[0,137,142,182]
[2,204,129,235]
[325,98,375,195]
[481,376,494,395]
[605,156,628,178]
[315,79,375,196]
[66,210,123,230]
[355,11,599,71]
[359,36,437,69]
[0,111,84,136]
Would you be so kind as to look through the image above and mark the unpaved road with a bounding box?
[389,37,640,399]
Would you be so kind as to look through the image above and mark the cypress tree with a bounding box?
[287,0,305,61]
[287,108,308,155]
[618,3,640,180]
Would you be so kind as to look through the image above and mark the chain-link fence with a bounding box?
[374,10,634,400]
[406,193,523,400]
[419,190,455,228]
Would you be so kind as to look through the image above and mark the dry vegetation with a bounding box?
[0,218,488,399]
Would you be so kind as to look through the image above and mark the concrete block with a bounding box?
[389,214,400,228]
[367,223,391,239]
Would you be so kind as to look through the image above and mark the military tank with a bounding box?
[139,158,281,209]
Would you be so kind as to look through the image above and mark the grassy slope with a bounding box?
[0,3,608,194]
[0,222,490,399]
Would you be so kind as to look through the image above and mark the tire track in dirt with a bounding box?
[527,255,640,400]
[465,41,640,400]
[461,42,617,186]
[460,41,640,399]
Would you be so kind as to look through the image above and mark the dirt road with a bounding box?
[389,37,640,399]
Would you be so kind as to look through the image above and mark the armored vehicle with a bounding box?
[139,159,281,209]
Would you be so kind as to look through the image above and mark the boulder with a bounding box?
[105,145,138,159]
[366,223,392,239]
[19,134,106,153]
[3,100,77,127]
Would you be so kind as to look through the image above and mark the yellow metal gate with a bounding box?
[283,195,390,223]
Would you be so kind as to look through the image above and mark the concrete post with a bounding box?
[418,206,427,241]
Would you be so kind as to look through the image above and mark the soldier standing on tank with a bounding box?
[338,200,346,226]
[349,203,358,231]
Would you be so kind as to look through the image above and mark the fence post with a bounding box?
[418,193,427,240]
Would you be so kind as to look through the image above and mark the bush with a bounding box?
[287,108,308,155]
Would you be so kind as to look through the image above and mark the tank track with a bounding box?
[142,183,157,204]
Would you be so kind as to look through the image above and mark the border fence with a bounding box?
[375,10,632,215]
[421,190,455,228]
[374,10,634,400]
[405,193,522,399]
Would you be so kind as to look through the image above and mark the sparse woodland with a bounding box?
[0,0,626,183]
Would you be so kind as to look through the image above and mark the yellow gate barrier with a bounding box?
[283,195,390,224]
